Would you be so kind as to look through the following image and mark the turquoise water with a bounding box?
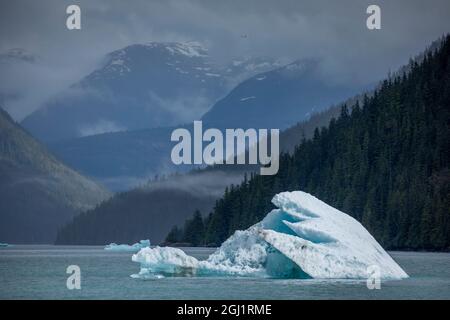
[0,246,449,299]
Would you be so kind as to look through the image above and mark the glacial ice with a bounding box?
[132,191,408,279]
[105,239,150,252]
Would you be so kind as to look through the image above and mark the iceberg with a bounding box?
[132,192,408,279]
[105,239,150,252]
[132,230,270,278]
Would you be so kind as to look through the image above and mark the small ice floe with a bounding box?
[105,239,151,252]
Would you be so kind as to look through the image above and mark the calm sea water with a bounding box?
[0,245,449,300]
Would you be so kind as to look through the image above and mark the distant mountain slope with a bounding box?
[0,108,110,243]
[201,59,359,130]
[55,170,244,245]
[21,42,280,142]
[48,108,343,191]
[49,126,177,190]
[48,59,360,190]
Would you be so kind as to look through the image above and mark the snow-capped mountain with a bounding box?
[21,42,222,142]
[20,42,281,142]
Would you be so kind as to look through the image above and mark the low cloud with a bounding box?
[78,119,126,137]
[0,50,101,121]
[144,170,246,198]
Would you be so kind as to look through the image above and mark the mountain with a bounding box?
[20,43,358,190]
[21,42,220,142]
[175,36,450,250]
[20,42,280,142]
[48,59,360,190]
[48,107,342,191]
[201,59,359,130]
[52,96,355,243]
[0,107,110,243]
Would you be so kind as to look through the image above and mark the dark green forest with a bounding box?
[169,36,450,251]
[55,187,217,245]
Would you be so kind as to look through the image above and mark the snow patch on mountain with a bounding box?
[164,42,208,58]
[240,96,256,102]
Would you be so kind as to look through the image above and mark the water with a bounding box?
[0,246,449,299]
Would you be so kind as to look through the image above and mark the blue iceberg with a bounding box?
[132,192,408,279]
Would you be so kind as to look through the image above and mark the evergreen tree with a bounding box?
[182,210,205,246]
[165,226,183,244]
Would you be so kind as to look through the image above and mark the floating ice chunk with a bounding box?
[132,192,408,279]
[0,243,10,248]
[132,246,198,277]
[105,239,150,252]
[263,192,408,279]
[132,230,269,278]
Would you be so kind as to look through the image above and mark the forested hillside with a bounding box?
[0,108,110,243]
[172,36,450,251]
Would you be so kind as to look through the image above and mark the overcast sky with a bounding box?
[1,0,450,120]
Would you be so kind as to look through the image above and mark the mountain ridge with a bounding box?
[0,107,110,243]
